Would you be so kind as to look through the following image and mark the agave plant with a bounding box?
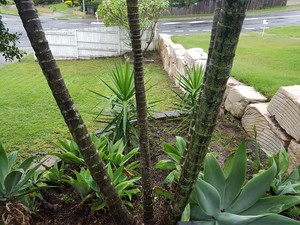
[64,165,141,210]
[0,143,44,205]
[154,136,186,186]
[183,142,300,225]
[271,148,300,195]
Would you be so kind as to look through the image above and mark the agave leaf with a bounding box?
[113,166,124,183]
[154,160,176,170]
[120,148,138,166]
[193,179,221,217]
[248,213,300,225]
[0,143,9,183]
[18,156,36,171]
[91,201,106,211]
[223,154,234,178]
[223,142,247,208]
[228,160,277,213]
[4,170,23,196]
[181,203,190,221]
[51,152,84,165]
[176,136,186,156]
[163,143,180,160]
[203,153,225,207]
[164,170,179,184]
[216,212,264,225]
[241,196,300,215]
[190,204,213,221]
[154,186,174,200]
[7,151,18,172]
[13,159,45,194]
[278,148,289,176]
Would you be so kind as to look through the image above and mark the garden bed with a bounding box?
[29,112,251,224]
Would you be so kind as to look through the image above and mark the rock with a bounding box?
[288,140,300,173]
[242,103,291,154]
[158,34,172,73]
[225,86,268,118]
[176,56,186,77]
[267,85,300,141]
[165,110,181,118]
[184,48,207,68]
[161,47,170,72]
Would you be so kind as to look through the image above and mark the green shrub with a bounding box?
[64,0,73,7]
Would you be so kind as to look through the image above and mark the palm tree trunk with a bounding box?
[14,0,137,224]
[166,0,250,224]
[126,0,154,224]
[207,0,223,61]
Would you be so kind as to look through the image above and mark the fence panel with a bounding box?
[45,26,156,60]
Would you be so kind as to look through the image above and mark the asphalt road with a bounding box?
[1,7,300,65]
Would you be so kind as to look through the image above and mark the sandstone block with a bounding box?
[288,140,300,173]
[242,103,291,154]
[184,48,207,68]
[268,85,300,141]
[225,86,268,118]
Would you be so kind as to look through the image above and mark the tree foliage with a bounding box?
[97,0,169,50]
[0,0,25,61]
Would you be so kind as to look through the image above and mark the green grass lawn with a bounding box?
[0,55,175,156]
[172,26,300,98]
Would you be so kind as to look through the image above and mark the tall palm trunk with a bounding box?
[208,0,223,61]
[14,0,137,224]
[166,0,250,224]
[126,0,154,223]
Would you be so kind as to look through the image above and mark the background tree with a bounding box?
[14,0,137,224]
[0,0,25,61]
[97,0,168,51]
[126,0,154,223]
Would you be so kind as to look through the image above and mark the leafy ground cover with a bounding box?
[172,26,300,98]
[0,54,175,156]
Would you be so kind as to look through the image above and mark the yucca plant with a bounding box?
[174,65,204,116]
[182,142,300,225]
[91,60,137,144]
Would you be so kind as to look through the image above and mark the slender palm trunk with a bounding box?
[166,0,250,224]
[207,0,223,61]
[14,0,137,224]
[126,0,154,223]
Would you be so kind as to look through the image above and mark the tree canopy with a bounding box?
[0,0,25,61]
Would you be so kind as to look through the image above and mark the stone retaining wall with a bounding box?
[158,33,300,172]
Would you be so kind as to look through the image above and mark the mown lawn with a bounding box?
[0,55,175,156]
[172,26,300,98]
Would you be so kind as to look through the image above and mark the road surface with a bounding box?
[1,6,300,65]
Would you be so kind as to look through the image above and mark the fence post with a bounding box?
[118,27,122,55]
[75,29,79,59]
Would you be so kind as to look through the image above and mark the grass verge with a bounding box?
[172,26,300,98]
[0,55,175,156]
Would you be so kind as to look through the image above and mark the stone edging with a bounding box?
[158,33,300,172]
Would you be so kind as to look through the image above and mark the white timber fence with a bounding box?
[45,26,157,60]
